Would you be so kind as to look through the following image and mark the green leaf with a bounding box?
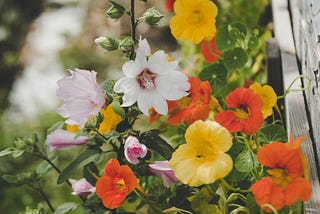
[248,35,259,50]
[53,202,77,214]
[0,147,16,157]
[234,150,258,173]
[223,48,248,71]
[140,130,174,160]
[258,124,288,145]
[230,22,247,37]
[245,193,260,213]
[100,79,116,98]
[36,160,54,176]
[199,63,227,96]
[47,121,65,135]
[57,149,100,184]
[225,167,248,182]
[2,171,38,185]
[216,25,236,51]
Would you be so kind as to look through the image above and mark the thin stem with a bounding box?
[130,0,136,60]
[221,179,251,193]
[38,185,55,212]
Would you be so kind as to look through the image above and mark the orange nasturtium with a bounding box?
[214,88,264,135]
[96,159,138,209]
[251,135,312,212]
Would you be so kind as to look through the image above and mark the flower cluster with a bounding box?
[1,0,312,213]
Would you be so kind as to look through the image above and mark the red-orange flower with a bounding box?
[149,77,213,125]
[251,136,312,212]
[96,159,138,209]
[200,38,223,63]
[214,88,263,135]
[166,0,175,12]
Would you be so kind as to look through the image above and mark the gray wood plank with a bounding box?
[272,0,320,212]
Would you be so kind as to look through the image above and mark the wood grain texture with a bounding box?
[272,0,320,212]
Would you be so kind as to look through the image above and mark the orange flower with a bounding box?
[251,136,312,212]
[166,0,175,12]
[96,159,138,209]
[214,88,263,135]
[200,38,223,63]
[150,77,213,125]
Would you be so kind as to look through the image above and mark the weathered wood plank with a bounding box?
[272,0,320,212]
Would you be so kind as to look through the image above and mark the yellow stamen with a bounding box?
[267,168,292,189]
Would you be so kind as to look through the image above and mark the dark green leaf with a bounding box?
[215,25,236,51]
[234,150,258,173]
[258,124,288,145]
[245,193,260,213]
[248,35,259,50]
[223,48,248,71]
[140,130,174,160]
[57,149,100,184]
[225,167,248,182]
[53,202,77,214]
[199,63,227,96]
[230,22,247,38]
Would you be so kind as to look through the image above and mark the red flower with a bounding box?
[251,136,312,212]
[165,0,175,12]
[96,159,138,209]
[214,88,263,135]
[200,38,223,63]
[150,77,213,125]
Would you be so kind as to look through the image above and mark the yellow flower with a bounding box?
[98,105,122,133]
[169,120,233,186]
[169,0,218,44]
[249,82,277,119]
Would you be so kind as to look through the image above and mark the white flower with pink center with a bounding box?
[69,178,96,197]
[124,136,148,164]
[113,49,190,115]
[56,69,107,127]
[149,160,180,188]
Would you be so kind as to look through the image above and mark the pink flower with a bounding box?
[46,129,89,150]
[149,160,180,188]
[69,178,96,197]
[56,69,107,127]
[124,136,148,164]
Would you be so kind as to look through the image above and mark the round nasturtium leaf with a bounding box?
[223,48,248,71]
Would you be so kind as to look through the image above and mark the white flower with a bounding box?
[56,69,106,127]
[137,37,151,56]
[113,50,190,115]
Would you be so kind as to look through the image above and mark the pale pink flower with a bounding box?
[56,69,106,127]
[46,129,89,150]
[113,49,190,116]
[137,37,151,56]
[149,160,180,188]
[124,136,148,164]
[69,178,96,197]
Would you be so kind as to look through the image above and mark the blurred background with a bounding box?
[0,0,271,213]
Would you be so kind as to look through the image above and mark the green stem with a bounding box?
[277,75,311,99]
[130,0,136,60]
[221,179,251,193]
[38,185,55,212]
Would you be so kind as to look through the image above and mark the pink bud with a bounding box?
[69,178,95,197]
[124,136,148,164]
[46,129,89,150]
[149,161,180,188]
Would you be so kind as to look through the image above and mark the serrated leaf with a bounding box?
[101,79,116,98]
[57,149,100,184]
[53,202,77,214]
[223,48,248,71]
[235,150,258,173]
[216,25,236,51]
[0,147,16,157]
[199,63,227,96]
[140,130,174,160]
[258,124,287,145]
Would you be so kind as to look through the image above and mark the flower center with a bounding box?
[267,168,292,189]
[234,109,249,120]
[136,68,157,90]
[115,178,127,192]
[190,10,203,25]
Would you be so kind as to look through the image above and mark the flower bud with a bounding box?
[124,136,148,165]
[119,36,134,53]
[142,8,164,25]
[106,1,125,20]
[95,36,119,51]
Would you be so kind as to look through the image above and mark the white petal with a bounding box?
[137,91,153,115]
[122,51,147,77]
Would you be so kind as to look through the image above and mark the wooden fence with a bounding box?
[269,0,320,212]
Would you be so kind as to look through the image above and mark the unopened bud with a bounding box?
[119,36,134,53]
[143,8,163,25]
[106,1,125,20]
[95,36,119,51]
